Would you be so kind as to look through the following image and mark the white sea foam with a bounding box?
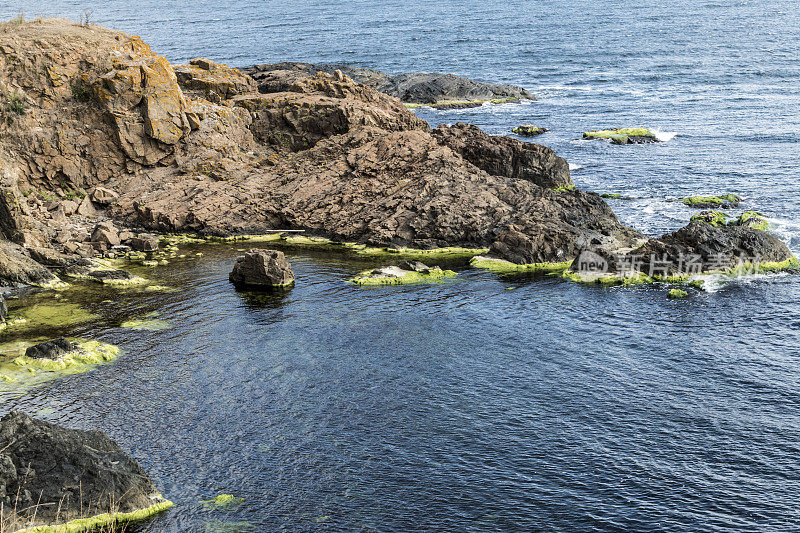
[569,163,584,171]
[652,129,677,142]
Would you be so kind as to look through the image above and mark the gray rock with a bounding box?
[0,411,169,523]
[0,240,59,287]
[397,260,431,273]
[229,248,294,289]
[24,338,78,360]
[243,62,534,105]
[432,122,572,189]
[0,294,7,322]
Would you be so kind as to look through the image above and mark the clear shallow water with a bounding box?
[2,1,800,531]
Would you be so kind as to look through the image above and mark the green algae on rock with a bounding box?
[680,194,741,208]
[668,288,689,299]
[350,266,457,286]
[2,301,99,334]
[512,124,547,136]
[11,339,119,372]
[690,210,730,227]
[691,209,769,231]
[17,499,174,533]
[470,256,571,275]
[733,210,769,231]
[600,193,623,199]
[583,128,657,145]
[201,494,244,510]
[0,339,120,390]
[120,312,171,331]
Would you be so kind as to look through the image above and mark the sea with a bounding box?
[1,1,800,531]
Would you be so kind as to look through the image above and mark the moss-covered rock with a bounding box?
[732,210,769,231]
[668,288,689,299]
[681,194,741,208]
[470,256,571,274]
[350,264,456,286]
[583,128,657,145]
[690,210,730,227]
[512,124,547,136]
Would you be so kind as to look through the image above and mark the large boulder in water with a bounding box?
[567,220,795,279]
[229,248,295,289]
[631,220,794,274]
[0,412,172,526]
[432,122,572,189]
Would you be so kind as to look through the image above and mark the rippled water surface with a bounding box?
[2,1,800,531]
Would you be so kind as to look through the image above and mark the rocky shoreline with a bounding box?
[0,16,797,530]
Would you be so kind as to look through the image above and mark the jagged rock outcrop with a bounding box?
[0,240,59,286]
[229,248,294,288]
[0,412,171,526]
[0,19,791,280]
[432,122,571,189]
[243,62,534,106]
[629,220,793,274]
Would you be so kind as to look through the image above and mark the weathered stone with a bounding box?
[397,260,431,273]
[244,62,534,105]
[90,187,119,206]
[24,338,79,360]
[0,411,171,524]
[76,196,97,217]
[432,122,572,189]
[0,294,7,323]
[129,233,160,252]
[175,58,258,99]
[229,248,294,289]
[91,221,120,246]
[61,199,79,215]
[0,241,59,286]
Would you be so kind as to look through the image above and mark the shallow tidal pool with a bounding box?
[2,242,800,531]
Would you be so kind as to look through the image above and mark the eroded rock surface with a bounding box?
[0,19,791,285]
[243,62,533,105]
[229,248,294,288]
[0,411,168,524]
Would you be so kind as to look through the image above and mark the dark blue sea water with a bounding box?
[2,1,800,531]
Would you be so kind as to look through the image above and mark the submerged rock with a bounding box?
[24,338,79,360]
[583,128,658,145]
[229,249,294,289]
[0,411,172,527]
[243,62,533,106]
